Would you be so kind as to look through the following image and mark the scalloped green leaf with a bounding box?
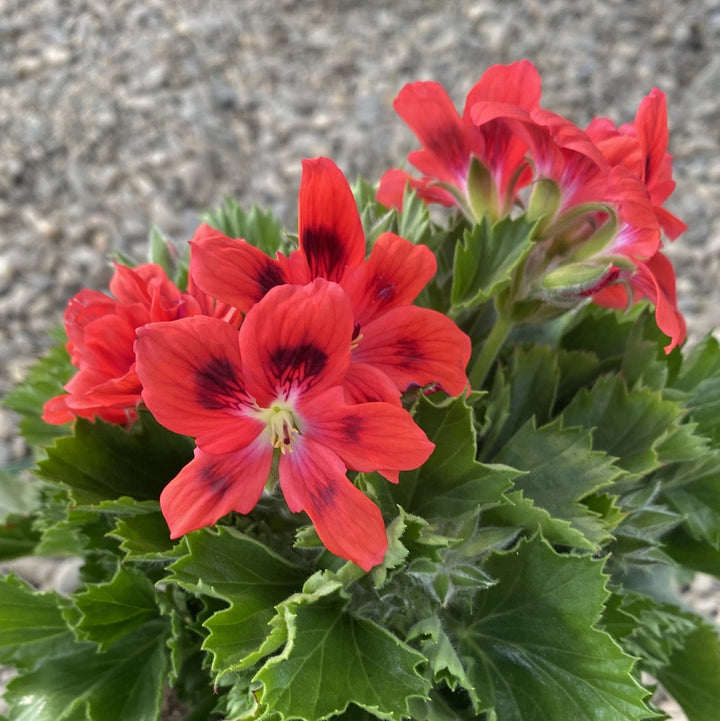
[562,375,683,476]
[479,344,559,460]
[4,618,169,721]
[445,536,653,721]
[0,574,74,670]
[373,394,517,522]
[109,509,176,559]
[489,417,624,548]
[3,336,74,446]
[164,526,306,677]
[451,215,536,309]
[73,566,160,649]
[656,615,720,721]
[254,596,430,721]
[37,410,194,504]
[603,591,698,675]
[202,197,286,256]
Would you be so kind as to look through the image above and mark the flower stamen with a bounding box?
[265,405,300,454]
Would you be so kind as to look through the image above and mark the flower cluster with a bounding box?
[44,157,470,570]
[9,60,718,721]
[378,60,686,351]
[42,262,240,425]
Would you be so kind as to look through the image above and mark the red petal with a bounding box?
[301,388,435,478]
[462,60,542,118]
[239,279,353,405]
[190,223,288,314]
[654,205,687,241]
[135,316,265,453]
[297,158,366,283]
[279,436,388,570]
[354,305,471,397]
[394,81,476,187]
[630,253,686,352]
[160,444,272,538]
[342,362,402,405]
[376,169,459,210]
[343,233,436,327]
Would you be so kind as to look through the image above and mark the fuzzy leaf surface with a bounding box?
[164,526,306,676]
[255,597,430,721]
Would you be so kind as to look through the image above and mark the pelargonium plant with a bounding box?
[2,60,720,721]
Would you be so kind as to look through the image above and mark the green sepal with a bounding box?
[539,261,614,297]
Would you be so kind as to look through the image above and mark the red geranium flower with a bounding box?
[377,60,541,221]
[190,157,471,403]
[134,279,435,570]
[586,88,687,241]
[471,94,686,351]
[43,262,239,425]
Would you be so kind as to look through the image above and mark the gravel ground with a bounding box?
[1,1,719,718]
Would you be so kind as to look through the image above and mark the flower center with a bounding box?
[264,404,300,454]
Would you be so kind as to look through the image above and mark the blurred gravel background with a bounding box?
[1,1,719,717]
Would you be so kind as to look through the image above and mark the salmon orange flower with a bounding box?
[134,279,435,570]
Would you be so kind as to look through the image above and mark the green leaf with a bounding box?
[3,336,74,446]
[409,615,479,706]
[479,344,559,459]
[374,394,516,521]
[5,618,170,721]
[656,616,720,721]
[445,536,653,720]
[0,513,41,561]
[562,375,683,476]
[109,509,177,559]
[0,574,74,670]
[352,175,396,248]
[450,215,535,309]
[37,410,194,504]
[660,453,720,548]
[164,526,306,677]
[662,526,720,577]
[394,185,432,245]
[254,595,430,721]
[673,334,720,395]
[488,418,625,548]
[202,197,286,256]
[0,470,40,522]
[603,591,697,675]
[73,565,160,649]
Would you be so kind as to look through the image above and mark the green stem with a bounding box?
[467,310,514,390]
